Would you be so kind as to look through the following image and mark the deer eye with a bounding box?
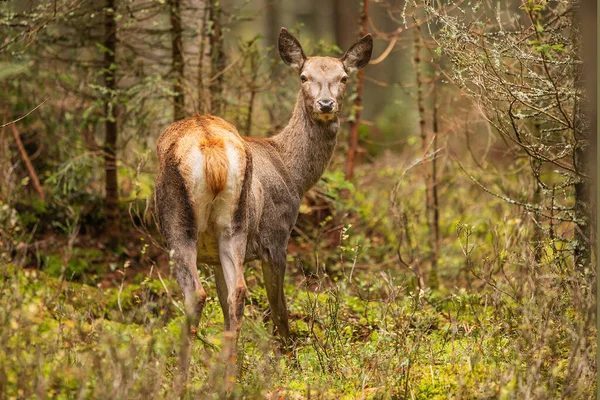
[300,75,308,83]
[341,76,348,84]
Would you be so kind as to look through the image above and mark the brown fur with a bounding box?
[155,28,372,359]
[157,114,246,198]
[199,137,228,195]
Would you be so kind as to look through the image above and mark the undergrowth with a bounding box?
[1,157,596,399]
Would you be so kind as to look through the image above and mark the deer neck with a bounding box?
[272,90,339,195]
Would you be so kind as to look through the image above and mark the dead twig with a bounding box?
[1,94,54,128]
[10,124,45,200]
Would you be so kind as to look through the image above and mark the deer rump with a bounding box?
[156,115,249,264]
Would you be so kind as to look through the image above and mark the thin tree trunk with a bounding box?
[414,27,427,240]
[0,115,7,198]
[333,0,359,50]
[10,124,44,200]
[265,0,280,54]
[414,26,436,287]
[532,177,544,263]
[573,2,596,271]
[104,0,119,248]
[331,0,366,248]
[344,0,367,181]
[208,0,225,115]
[264,0,281,129]
[429,78,439,288]
[170,0,185,121]
[197,0,209,114]
[333,0,347,49]
[309,0,322,39]
[580,0,596,269]
[574,144,591,270]
[245,90,256,136]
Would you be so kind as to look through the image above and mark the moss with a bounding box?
[144,277,178,296]
[104,284,142,313]
[42,248,106,282]
[411,363,498,399]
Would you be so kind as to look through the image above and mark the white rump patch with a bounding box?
[211,142,244,231]
[183,139,245,262]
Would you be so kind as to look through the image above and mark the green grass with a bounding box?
[2,257,592,399]
[1,155,595,399]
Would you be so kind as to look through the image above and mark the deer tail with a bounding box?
[199,134,229,196]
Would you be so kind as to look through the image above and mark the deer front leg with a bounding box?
[262,254,290,341]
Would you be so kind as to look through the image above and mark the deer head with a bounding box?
[278,28,373,122]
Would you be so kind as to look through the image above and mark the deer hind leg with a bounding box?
[213,141,248,335]
[172,245,207,338]
[155,171,207,339]
[262,252,290,341]
[217,232,247,389]
[217,233,247,335]
[213,264,230,331]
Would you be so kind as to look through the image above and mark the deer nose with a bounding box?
[317,98,335,113]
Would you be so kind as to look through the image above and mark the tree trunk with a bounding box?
[414,26,438,288]
[573,1,596,271]
[344,0,367,181]
[170,0,185,121]
[104,0,119,248]
[333,0,343,46]
[265,0,280,54]
[429,78,440,288]
[197,1,209,114]
[208,0,225,115]
[580,0,597,269]
[331,0,366,248]
[333,0,361,49]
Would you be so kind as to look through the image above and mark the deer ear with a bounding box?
[342,34,373,72]
[279,27,306,72]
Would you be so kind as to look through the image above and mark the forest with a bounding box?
[0,0,597,398]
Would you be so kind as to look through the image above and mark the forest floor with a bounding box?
[1,157,595,399]
[2,261,508,399]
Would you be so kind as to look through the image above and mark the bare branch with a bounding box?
[1,94,55,128]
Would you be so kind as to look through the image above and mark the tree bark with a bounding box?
[581,0,597,269]
[208,0,225,115]
[430,78,440,288]
[104,0,119,248]
[265,0,280,54]
[344,0,367,181]
[573,1,596,271]
[170,0,185,121]
[197,1,209,114]
[333,0,351,50]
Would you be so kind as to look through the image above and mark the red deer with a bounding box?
[155,28,372,349]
